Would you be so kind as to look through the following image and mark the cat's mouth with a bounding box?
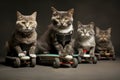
[83,36,90,39]
[52,20,69,29]
[21,28,33,33]
[99,38,108,42]
[99,39,109,43]
[100,40,108,42]
[58,26,68,29]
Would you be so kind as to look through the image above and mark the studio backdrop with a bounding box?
[0,0,119,58]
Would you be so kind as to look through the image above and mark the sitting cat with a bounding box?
[37,7,74,56]
[95,27,115,59]
[75,21,96,56]
[6,11,37,58]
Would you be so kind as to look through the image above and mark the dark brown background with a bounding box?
[0,0,120,57]
[0,1,120,80]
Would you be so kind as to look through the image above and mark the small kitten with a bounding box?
[95,27,115,58]
[37,7,74,56]
[75,21,95,56]
[6,11,37,57]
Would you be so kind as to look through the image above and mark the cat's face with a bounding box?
[16,11,37,32]
[51,7,74,29]
[77,21,95,38]
[96,27,111,42]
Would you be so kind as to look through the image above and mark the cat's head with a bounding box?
[96,27,111,42]
[77,21,95,38]
[16,11,37,33]
[51,7,74,29]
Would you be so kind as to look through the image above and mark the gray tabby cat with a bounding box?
[75,21,95,56]
[6,11,37,57]
[95,27,115,59]
[37,7,74,56]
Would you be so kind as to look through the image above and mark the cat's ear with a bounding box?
[77,21,82,28]
[51,7,58,14]
[107,27,112,34]
[17,11,23,20]
[89,22,95,28]
[31,11,37,20]
[68,8,74,16]
[96,27,100,34]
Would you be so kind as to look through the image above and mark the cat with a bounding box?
[6,11,37,58]
[74,21,95,56]
[95,27,115,59]
[37,7,74,56]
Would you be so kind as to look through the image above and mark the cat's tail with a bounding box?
[5,41,10,53]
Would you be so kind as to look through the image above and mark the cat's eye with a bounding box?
[22,22,25,24]
[56,18,60,20]
[29,22,33,24]
[53,13,58,16]
[56,16,60,19]
[64,17,68,20]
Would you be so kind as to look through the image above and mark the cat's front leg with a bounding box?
[109,47,115,55]
[54,42,64,55]
[29,43,36,58]
[64,44,74,55]
[109,47,116,59]
[64,39,75,55]
[89,47,95,57]
[78,48,83,56]
[15,45,25,57]
[56,44,64,56]
[109,50,115,55]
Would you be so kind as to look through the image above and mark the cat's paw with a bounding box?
[78,49,83,54]
[65,55,73,60]
[56,44,63,51]
[18,53,25,57]
[43,51,49,54]
[29,54,36,58]
[58,51,65,57]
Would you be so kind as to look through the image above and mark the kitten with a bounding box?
[6,11,37,57]
[75,21,95,56]
[37,7,74,56]
[95,27,115,59]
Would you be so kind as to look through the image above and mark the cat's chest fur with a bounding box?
[97,41,111,49]
[79,36,95,47]
[54,24,73,34]
[14,31,37,44]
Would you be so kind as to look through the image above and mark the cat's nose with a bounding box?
[102,35,106,37]
[84,29,87,33]
[26,23,29,27]
[26,26,29,29]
